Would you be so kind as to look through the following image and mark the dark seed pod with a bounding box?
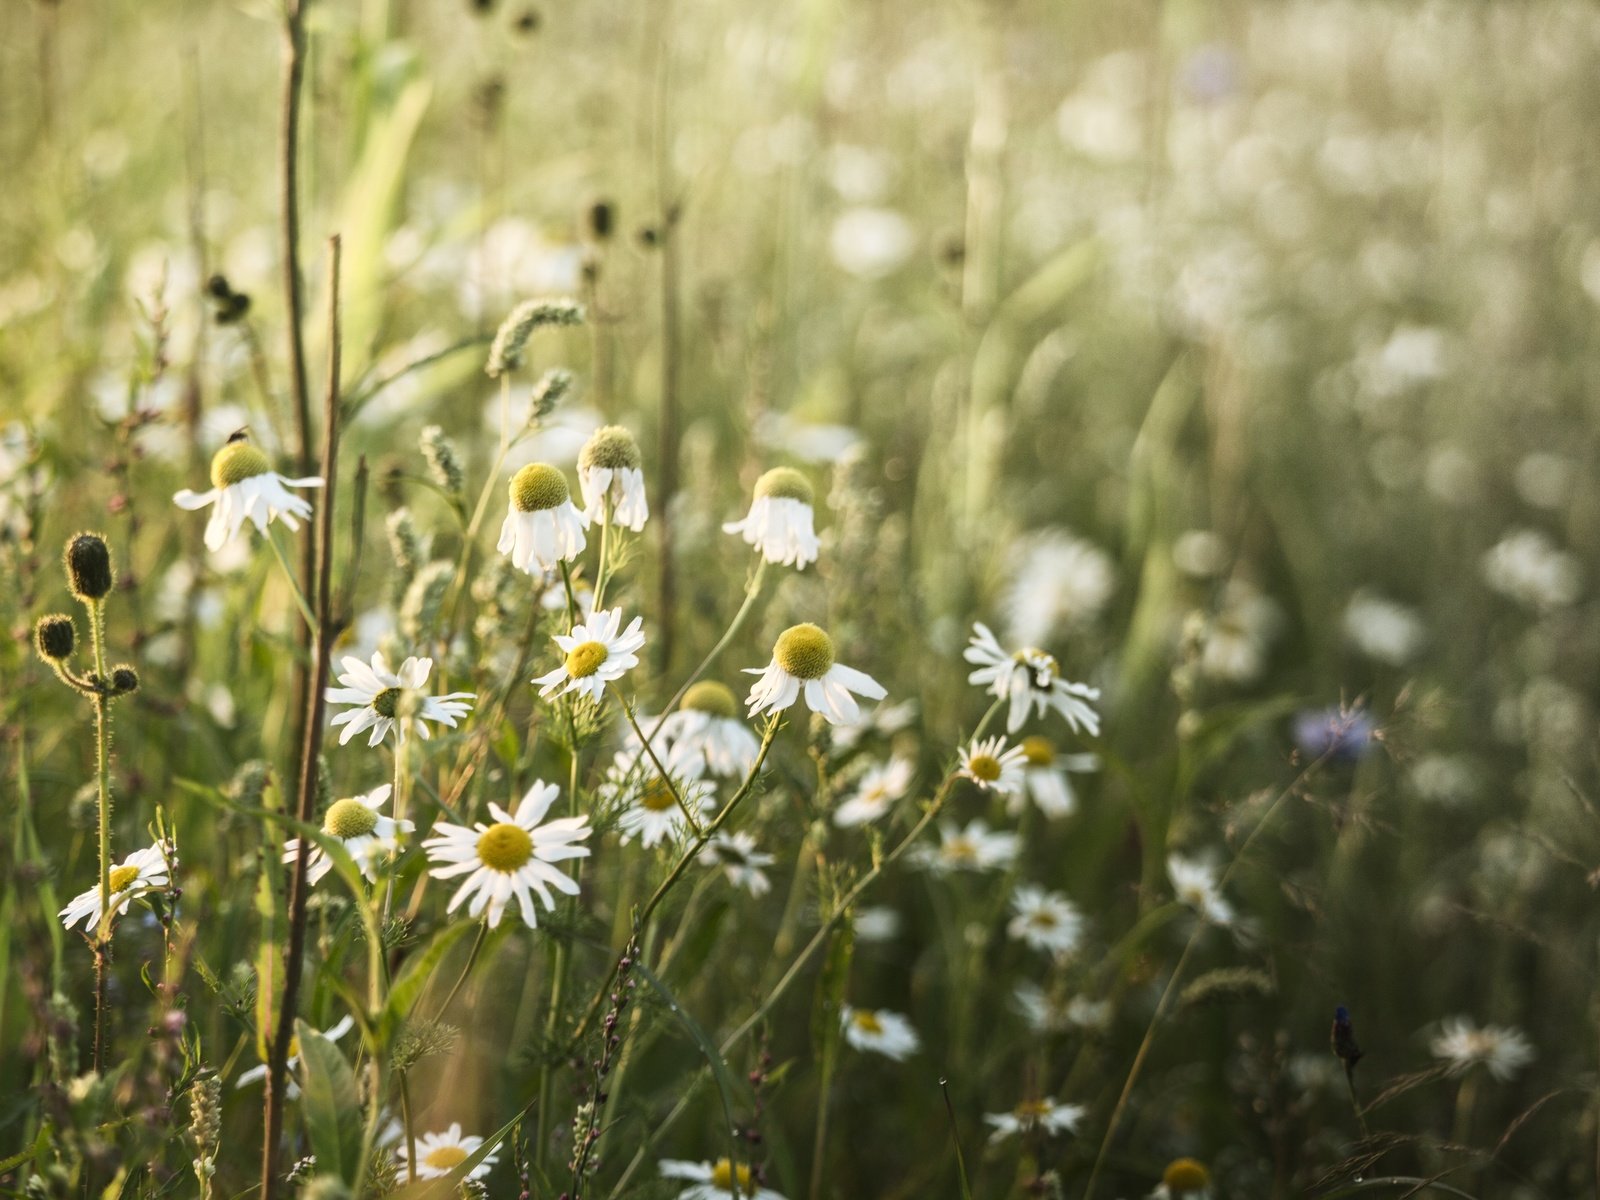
[65,533,114,601]
[35,613,76,661]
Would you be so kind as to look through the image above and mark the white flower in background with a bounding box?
[578,424,649,531]
[957,735,1027,797]
[1514,452,1572,510]
[913,819,1019,874]
[236,1016,355,1092]
[422,781,591,929]
[655,681,762,778]
[745,623,885,725]
[1343,591,1426,666]
[853,906,901,943]
[1007,885,1085,956]
[660,1158,786,1200]
[1151,1158,1215,1199]
[1003,531,1115,646]
[751,412,864,465]
[1431,1018,1535,1081]
[399,1123,499,1180]
[1167,854,1234,926]
[840,1005,920,1060]
[1172,530,1228,578]
[964,623,1101,736]
[605,740,716,849]
[173,435,324,553]
[983,1097,1085,1144]
[833,756,917,827]
[534,607,646,705]
[1482,529,1581,611]
[1013,736,1098,818]
[326,652,476,747]
[281,786,412,885]
[698,831,776,896]
[1013,983,1111,1034]
[724,467,821,569]
[60,844,171,932]
[1198,581,1283,684]
[498,462,590,575]
[829,207,915,279]
[830,698,918,753]
[1410,754,1480,807]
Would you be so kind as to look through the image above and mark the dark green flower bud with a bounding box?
[111,665,139,694]
[65,533,114,602]
[34,613,76,661]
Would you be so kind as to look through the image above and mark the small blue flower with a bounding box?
[1294,707,1376,762]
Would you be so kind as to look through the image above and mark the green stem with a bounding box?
[87,598,112,1074]
[265,526,318,633]
[613,688,703,835]
[435,920,489,1019]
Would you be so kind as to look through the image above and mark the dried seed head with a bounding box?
[65,533,114,601]
[111,665,139,694]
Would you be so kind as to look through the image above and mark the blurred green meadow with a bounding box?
[3,0,1600,1197]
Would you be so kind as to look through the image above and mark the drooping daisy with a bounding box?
[840,1005,920,1061]
[1007,885,1085,956]
[1167,854,1234,927]
[497,462,590,575]
[833,756,916,827]
[912,819,1019,874]
[660,1158,785,1200]
[59,843,172,932]
[723,467,820,569]
[173,435,324,553]
[422,781,592,929]
[534,606,646,705]
[578,425,649,531]
[1013,736,1098,818]
[983,1097,1085,1144]
[1430,1017,1535,1082]
[281,785,412,885]
[235,1016,356,1092]
[654,681,763,778]
[398,1123,499,1181]
[1151,1158,1214,1199]
[964,623,1100,736]
[326,652,476,747]
[745,623,885,725]
[958,735,1027,797]
[698,831,776,896]
[604,740,717,848]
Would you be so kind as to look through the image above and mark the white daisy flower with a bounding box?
[1013,736,1098,818]
[1007,885,1085,956]
[829,697,918,753]
[698,831,775,896]
[653,681,763,778]
[173,436,324,553]
[840,1005,920,1061]
[1013,983,1111,1034]
[1482,528,1582,611]
[497,462,590,575]
[853,906,901,943]
[964,623,1100,737]
[534,606,646,706]
[958,735,1027,797]
[745,623,885,726]
[326,652,476,747]
[1167,854,1234,927]
[912,819,1019,874]
[59,843,171,932]
[1430,1017,1535,1082]
[578,425,649,531]
[660,1158,785,1200]
[235,1016,356,1093]
[983,1097,1085,1144]
[398,1123,499,1180]
[422,781,592,929]
[281,785,412,885]
[723,467,820,569]
[1342,590,1426,666]
[833,756,916,828]
[604,740,717,849]
[1197,581,1283,684]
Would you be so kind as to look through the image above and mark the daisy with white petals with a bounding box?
[840,1005,920,1060]
[660,1158,786,1200]
[958,735,1027,797]
[498,462,590,574]
[653,681,763,778]
[326,652,476,747]
[173,435,324,553]
[1007,885,1085,956]
[535,606,646,705]
[833,756,916,827]
[578,425,649,530]
[60,843,171,932]
[964,623,1100,736]
[984,1098,1085,1144]
[698,831,776,896]
[913,819,1019,874]
[603,740,716,848]
[422,781,592,929]
[281,785,412,885]
[1167,854,1234,927]
[1431,1017,1535,1081]
[1014,736,1098,818]
[723,466,820,569]
[745,623,885,726]
[398,1124,499,1180]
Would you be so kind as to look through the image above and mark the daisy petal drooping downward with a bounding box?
[281,785,412,884]
[578,424,649,530]
[325,652,476,747]
[745,622,885,726]
[173,434,324,553]
[723,466,820,569]
[964,622,1100,736]
[498,462,590,574]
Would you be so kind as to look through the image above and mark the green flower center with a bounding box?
[967,754,1002,782]
[510,463,570,512]
[423,1145,469,1171]
[640,779,678,813]
[753,466,813,504]
[1020,735,1055,767]
[565,640,610,678]
[773,623,835,680]
[210,442,271,489]
[681,680,738,718]
[324,798,379,839]
[578,424,643,471]
[478,822,534,871]
[109,864,141,892]
[709,1160,754,1196]
[372,687,404,719]
[851,1009,884,1034]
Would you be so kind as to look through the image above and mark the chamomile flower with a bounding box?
[578,425,649,530]
[840,1006,920,1060]
[723,467,820,569]
[604,740,717,848]
[281,785,412,885]
[1013,736,1098,818]
[913,819,1019,874]
[745,623,885,725]
[173,435,324,553]
[326,652,476,747]
[833,756,916,827]
[398,1124,499,1180]
[964,623,1100,737]
[660,1158,785,1200]
[534,606,646,705]
[698,832,776,896]
[59,843,171,932]
[1167,854,1234,927]
[497,462,589,574]
[983,1097,1085,1144]
[958,735,1027,797]
[654,682,763,778]
[422,781,591,929]
[1152,1158,1213,1198]
[1007,885,1085,956]
[235,1016,356,1092]
[1431,1017,1535,1081]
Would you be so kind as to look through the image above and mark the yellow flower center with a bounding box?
[109,864,141,892]
[851,1010,884,1035]
[565,640,610,678]
[477,823,534,871]
[510,463,570,512]
[944,838,977,864]
[640,779,678,813]
[1162,1158,1212,1192]
[209,442,271,489]
[579,424,643,471]
[423,1145,469,1171]
[681,680,738,718]
[1013,648,1058,688]
[753,466,813,504]
[773,623,835,680]
[1029,910,1058,928]
[967,754,1002,782]
[1021,735,1055,767]
[1015,1098,1052,1119]
[709,1159,754,1196]
[324,798,379,839]
[372,687,404,719]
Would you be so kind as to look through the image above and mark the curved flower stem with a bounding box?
[264,526,318,634]
[592,498,615,612]
[648,559,766,738]
[435,920,489,1020]
[612,687,703,836]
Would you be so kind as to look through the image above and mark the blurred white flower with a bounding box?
[1003,530,1115,646]
[984,1097,1085,1144]
[698,831,775,896]
[1514,452,1572,510]
[605,739,716,849]
[829,207,915,279]
[1172,530,1228,578]
[1007,885,1084,956]
[1410,754,1480,808]
[1198,580,1283,684]
[652,682,762,779]
[833,756,916,827]
[1343,591,1426,666]
[1167,854,1234,926]
[853,906,901,943]
[1431,1018,1534,1081]
[1482,529,1581,610]
[913,819,1019,874]
[1014,736,1098,818]
[661,1159,784,1200]
[578,425,649,531]
[398,1123,499,1180]
[840,1005,920,1060]
[235,1016,354,1093]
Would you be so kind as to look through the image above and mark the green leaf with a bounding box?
[295,1019,366,1187]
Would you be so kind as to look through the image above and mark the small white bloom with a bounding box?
[1012,736,1098,818]
[604,740,718,849]
[1197,581,1283,684]
[578,424,649,531]
[534,606,646,705]
[723,467,820,569]
[833,756,917,828]
[653,681,763,778]
[660,1158,785,1200]
[853,906,901,943]
[698,831,776,896]
[1431,1017,1535,1082]
[236,1016,355,1093]
[983,1097,1085,1144]
[1007,885,1085,956]
[1167,854,1234,926]
[1013,983,1111,1033]
[1482,528,1582,611]
[829,697,918,753]
[60,843,171,932]
[1003,530,1115,646]
[173,437,324,553]
[399,1123,499,1180]
[958,735,1028,797]
[422,781,592,929]
[497,462,590,574]
[326,652,476,747]
[913,819,1019,874]
[281,785,412,885]
[1343,591,1426,666]
[964,623,1100,737]
[745,623,885,726]
[840,1005,920,1060]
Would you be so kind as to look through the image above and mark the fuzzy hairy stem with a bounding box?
[87,597,112,1074]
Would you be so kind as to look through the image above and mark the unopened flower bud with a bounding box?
[65,533,114,601]
[35,613,76,661]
